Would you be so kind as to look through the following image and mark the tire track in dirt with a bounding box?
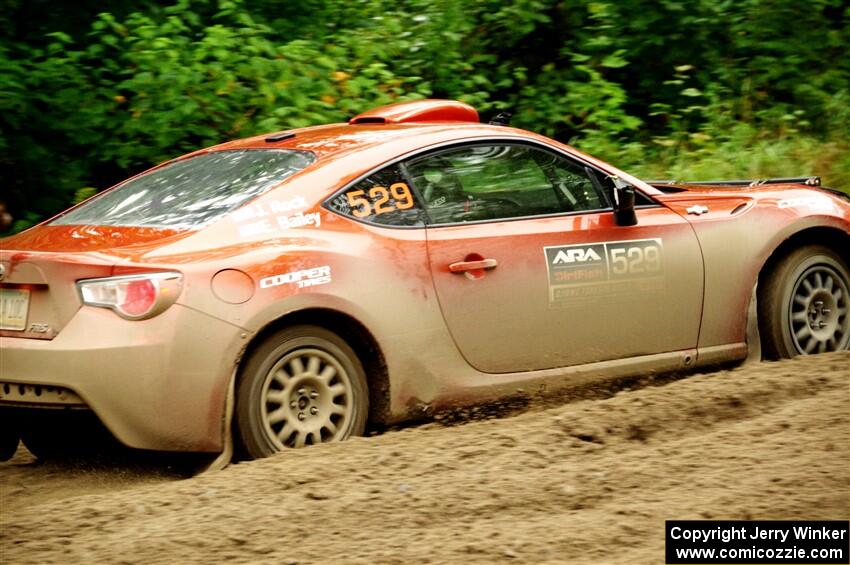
[1,353,848,564]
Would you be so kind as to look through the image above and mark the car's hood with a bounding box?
[650,179,849,202]
[649,180,850,224]
[651,182,787,198]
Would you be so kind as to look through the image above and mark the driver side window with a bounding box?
[405,144,606,225]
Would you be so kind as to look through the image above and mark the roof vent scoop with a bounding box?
[349,99,479,125]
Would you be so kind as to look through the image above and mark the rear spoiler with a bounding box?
[647,176,821,187]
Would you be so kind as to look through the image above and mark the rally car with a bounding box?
[1,99,848,461]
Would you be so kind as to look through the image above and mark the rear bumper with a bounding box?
[0,304,245,452]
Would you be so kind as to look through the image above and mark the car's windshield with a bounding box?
[52,149,316,228]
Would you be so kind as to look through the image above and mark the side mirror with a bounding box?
[612,178,638,226]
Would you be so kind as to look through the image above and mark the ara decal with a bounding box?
[544,239,664,304]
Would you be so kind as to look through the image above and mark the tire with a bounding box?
[235,325,369,459]
[759,245,850,358]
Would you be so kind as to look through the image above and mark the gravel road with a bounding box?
[1,353,848,564]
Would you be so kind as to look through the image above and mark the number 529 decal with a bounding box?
[609,242,662,277]
[346,182,415,218]
[544,239,665,303]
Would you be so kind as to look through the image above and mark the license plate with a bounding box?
[0,288,30,331]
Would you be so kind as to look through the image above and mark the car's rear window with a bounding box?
[52,149,316,228]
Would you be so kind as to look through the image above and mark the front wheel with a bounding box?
[759,245,850,358]
[235,325,369,459]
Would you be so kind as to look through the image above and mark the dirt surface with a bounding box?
[1,353,848,564]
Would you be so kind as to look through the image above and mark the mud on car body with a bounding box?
[1,99,849,461]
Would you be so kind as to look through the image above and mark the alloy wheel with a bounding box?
[259,347,354,448]
[788,264,850,354]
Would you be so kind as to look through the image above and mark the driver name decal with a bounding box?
[544,239,665,304]
[231,195,324,237]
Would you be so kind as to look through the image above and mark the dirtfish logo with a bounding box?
[552,247,603,264]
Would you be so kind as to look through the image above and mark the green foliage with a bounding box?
[71,187,98,205]
[1,0,848,233]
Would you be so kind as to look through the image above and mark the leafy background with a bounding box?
[2,0,848,233]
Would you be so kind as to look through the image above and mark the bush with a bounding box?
[1,0,848,233]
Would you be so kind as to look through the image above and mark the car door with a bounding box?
[406,142,704,374]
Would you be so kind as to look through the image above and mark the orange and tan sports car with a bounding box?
[1,99,848,461]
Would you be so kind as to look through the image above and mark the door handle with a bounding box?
[449,258,498,273]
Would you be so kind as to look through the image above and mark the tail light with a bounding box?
[77,272,183,320]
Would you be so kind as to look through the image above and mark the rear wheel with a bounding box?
[759,245,850,358]
[235,325,369,459]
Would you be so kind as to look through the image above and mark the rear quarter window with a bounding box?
[325,164,426,227]
[52,149,316,228]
